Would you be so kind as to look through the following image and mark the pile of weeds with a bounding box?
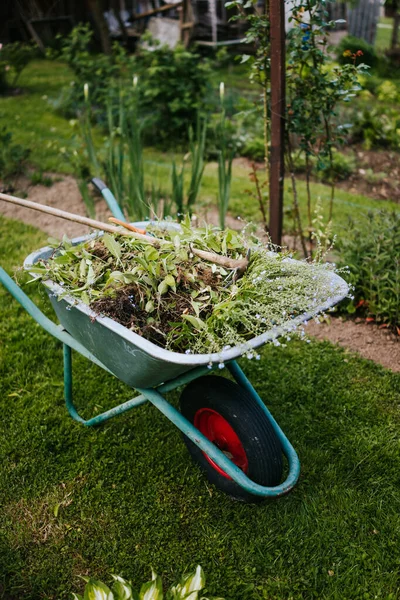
[28,218,346,354]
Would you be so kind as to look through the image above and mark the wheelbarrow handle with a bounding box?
[91,178,126,223]
[0,266,110,372]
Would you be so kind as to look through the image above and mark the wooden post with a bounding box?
[86,0,113,55]
[210,0,218,46]
[269,0,285,246]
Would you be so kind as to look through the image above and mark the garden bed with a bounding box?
[336,146,400,204]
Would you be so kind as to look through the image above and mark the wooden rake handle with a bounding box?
[0,192,250,276]
[0,192,162,247]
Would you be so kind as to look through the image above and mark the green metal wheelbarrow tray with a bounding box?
[0,212,348,501]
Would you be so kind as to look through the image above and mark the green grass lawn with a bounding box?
[375,17,394,52]
[1,216,400,599]
[0,60,77,174]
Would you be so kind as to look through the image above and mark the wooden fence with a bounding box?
[347,0,381,45]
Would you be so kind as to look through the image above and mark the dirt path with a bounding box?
[0,175,109,239]
[306,318,400,372]
[1,175,399,372]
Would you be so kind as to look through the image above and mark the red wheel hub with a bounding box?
[194,408,249,479]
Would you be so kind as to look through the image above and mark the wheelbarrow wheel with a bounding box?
[180,376,283,502]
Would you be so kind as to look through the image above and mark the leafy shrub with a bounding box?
[363,168,388,185]
[336,35,377,68]
[242,137,265,162]
[357,73,382,95]
[71,565,223,600]
[292,150,356,182]
[376,80,400,103]
[134,39,211,145]
[51,25,211,145]
[350,107,400,149]
[51,24,122,116]
[317,149,356,182]
[0,41,36,93]
[337,210,400,330]
[0,41,37,87]
[0,128,30,180]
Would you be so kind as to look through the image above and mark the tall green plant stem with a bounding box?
[305,153,313,249]
[217,95,233,230]
[171,116,206,219]
[306,0,336,224]
[251,163,268,234]
[286,134,308,258]
[187,117,207,213]
[324,115,335,222]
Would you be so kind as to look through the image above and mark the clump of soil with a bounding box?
[91,284,212,347]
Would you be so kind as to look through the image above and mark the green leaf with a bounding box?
[54,254,73,265]
[105,271,125,286]
[79,258,87,279]
[111,575,134,600]
[47,236,61,246]
[145,300,155,313]
[158,280,169,295]
[103,233,122,261]
[139,574,163,600]
[164,274,176,291]
[240,54,251,63]
[83,579,114,600]
[145,246,159,262]
[182,315,206,330]
[87,264,96,285]
[158,274,176,295]
[190,300,200,317]
[180,567,205,596]
[71,594,84,600]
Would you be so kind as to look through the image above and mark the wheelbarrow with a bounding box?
[0,182,349,502]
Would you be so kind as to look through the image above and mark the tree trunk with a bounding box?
[112,0,129,45]
[86,0,113,55]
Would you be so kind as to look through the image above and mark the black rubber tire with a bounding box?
[180,376,283,502]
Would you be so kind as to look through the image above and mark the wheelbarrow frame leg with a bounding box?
[63,343,300,498]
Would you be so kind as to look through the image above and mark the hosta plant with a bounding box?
[71,565,224,600]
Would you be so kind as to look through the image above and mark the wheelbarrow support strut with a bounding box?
[63,343,300,499]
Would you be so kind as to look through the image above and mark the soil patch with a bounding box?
[238,148,400,204]
[336,147,400,204]
[0,174,110,239]
[306,317,400,373]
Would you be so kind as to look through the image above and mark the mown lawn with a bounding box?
[1,216,400,599]
[375,17,394,52]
